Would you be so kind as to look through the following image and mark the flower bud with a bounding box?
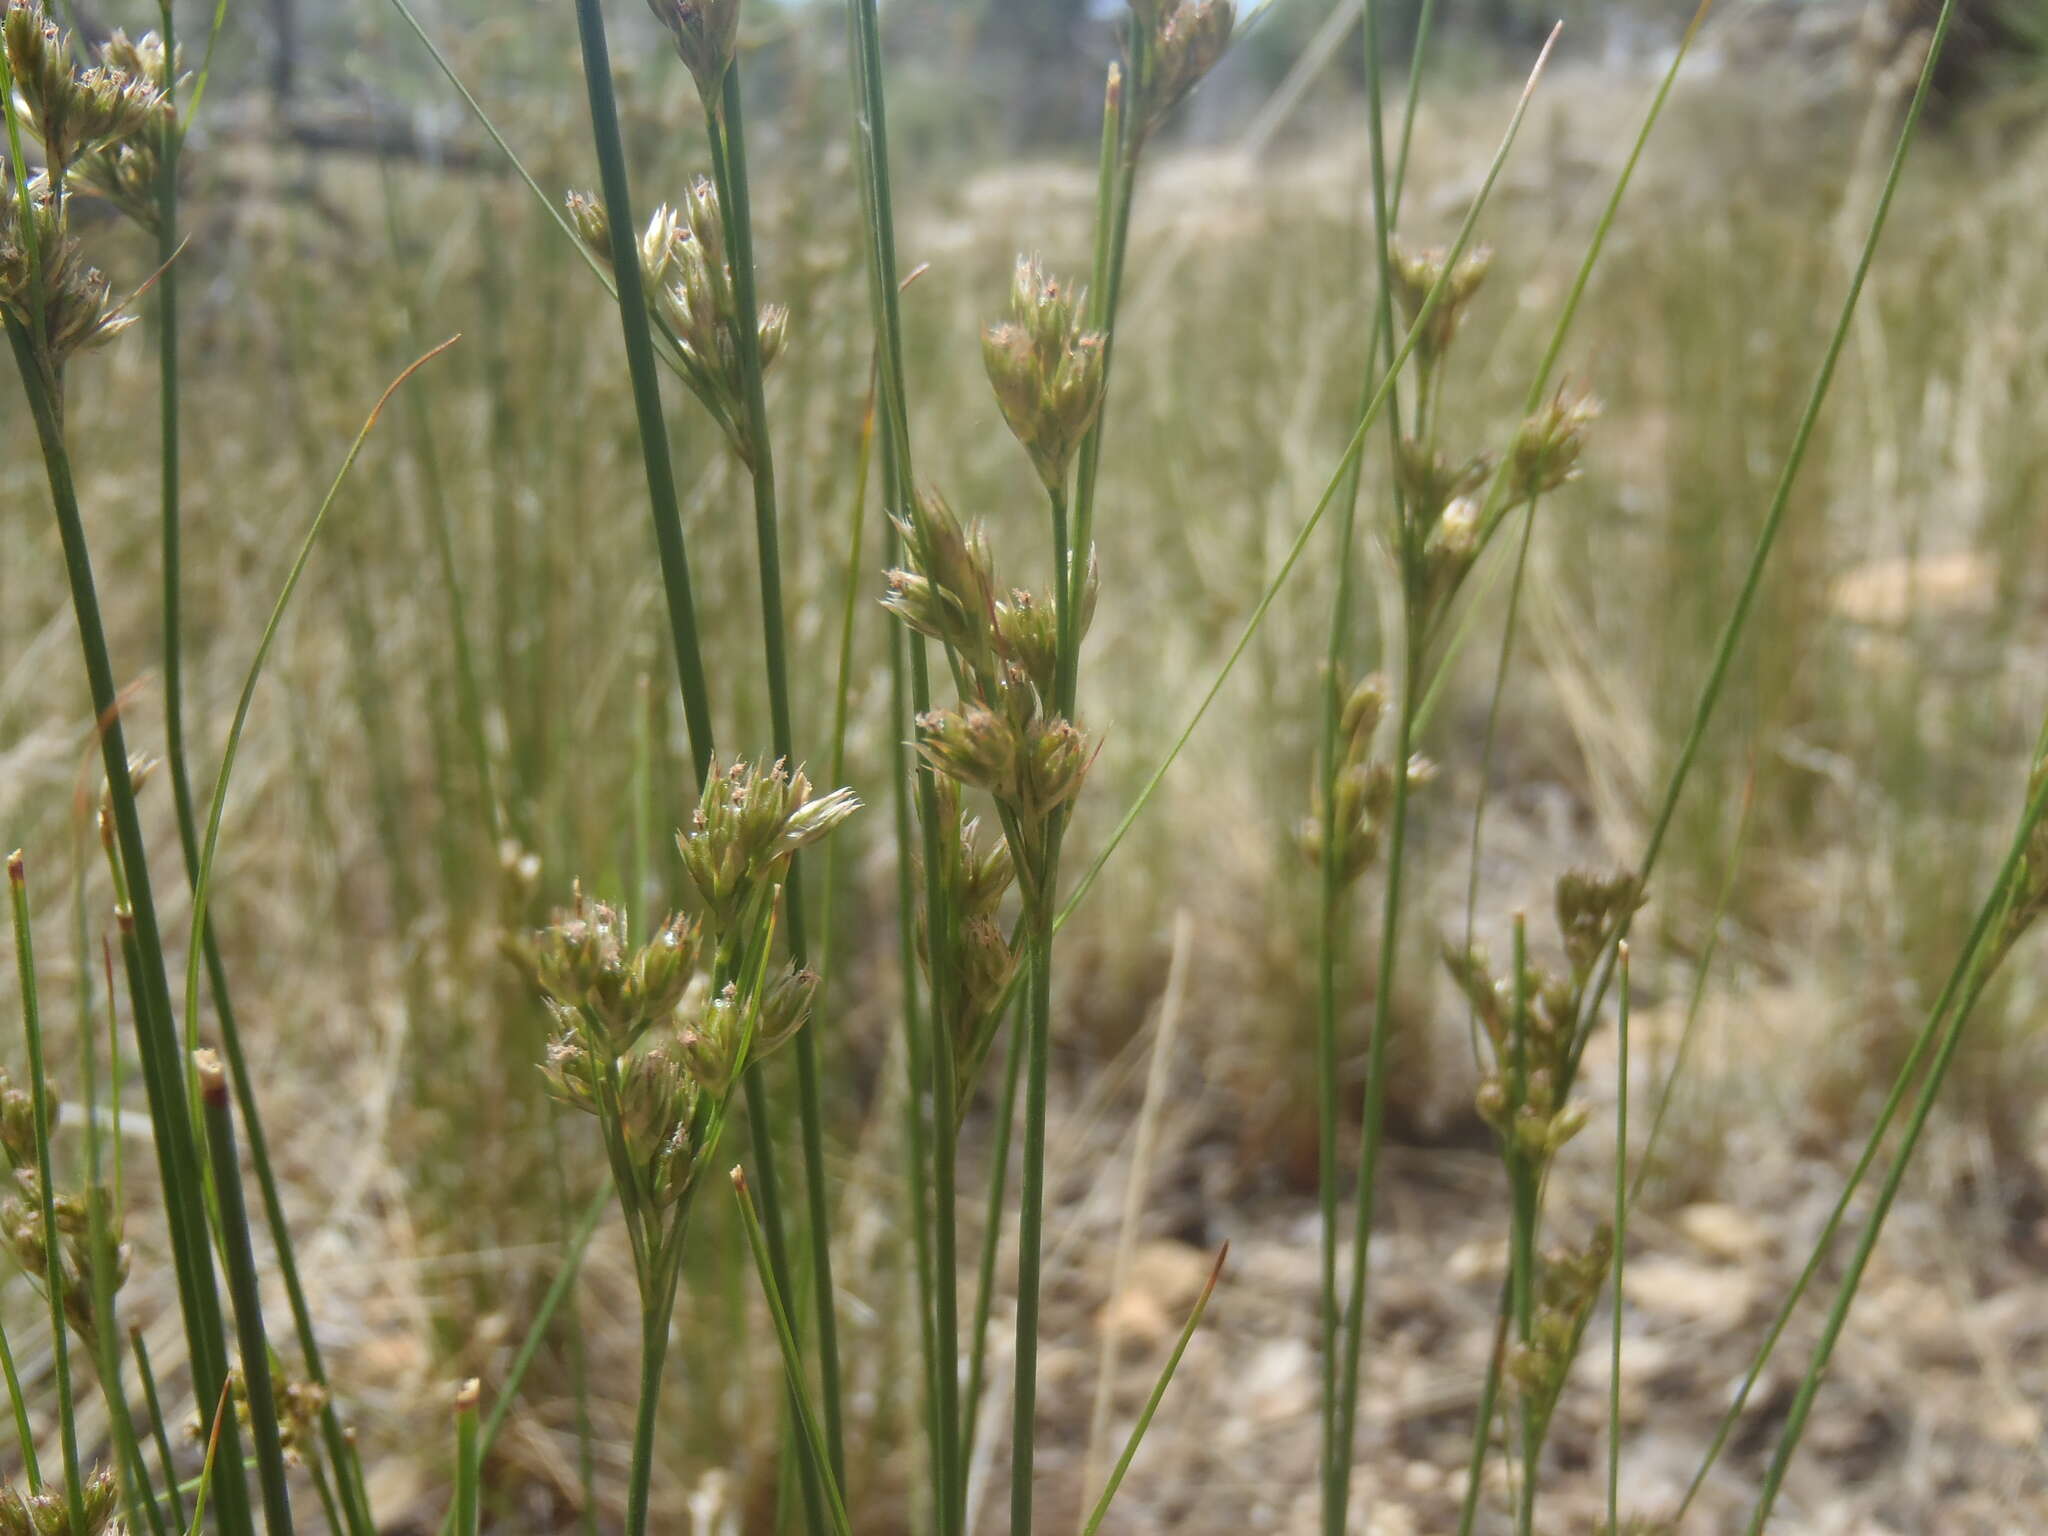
[651,0,741,106]
[1389,238,1492,366]
[1511,386,1599,495]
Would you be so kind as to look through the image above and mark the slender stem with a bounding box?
[1317,0,1406,1516]
[0,1310,41,1490]
[732,1172,858,1536]
[454,1382,481,1536]
[1330,634,1418,1511]
[10,856,88,1536]
[961,1002,1023,1463]
[132,1328,188,1532]
[197,1060,294,1536]
[1009,925,1054,1536]
[622,1260,683,1536]
[1077,1247,1227,1536]
[739,1064,830,1534]
[157,0,204,910]
[83,939,165,1536]
[569,0,715,784]
[710,66,848,1493]
[1461,495,1539,1066]
[1607,947,1630,1531]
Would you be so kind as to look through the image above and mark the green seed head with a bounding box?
[652,0,741,106]
[1389,237,1492,365]
[1511,385,1600,496]
[983,258,1107,493]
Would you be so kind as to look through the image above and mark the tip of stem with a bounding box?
[6,850,22,884]
[729,1164,748,1194]
[454,1377,481,1414]
[115,904,136,934]
[193,1048,228,1103]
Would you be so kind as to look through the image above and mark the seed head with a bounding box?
[651,0,741,106]
[678,758,859,934]
[982,257,1107,493]
[1554,868,1643,980]
[1510,385,1599,496]
[530,892,701,1053]
[1129,0,1235,138]
[539,1026,601,1113]
[0,171,137,363]
[1389,237,1492,366]
[4,2,166,169]
[884,488,1000,673]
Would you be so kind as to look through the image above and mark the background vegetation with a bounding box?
[8,0,2048,1530]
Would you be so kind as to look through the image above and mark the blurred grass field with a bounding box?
[8,1,2048,1528]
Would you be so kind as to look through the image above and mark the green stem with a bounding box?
[622,1260,683,1536]
[1607,946,1630,1531]
[131,1328,186,1530]
[732,1170,858,1536]
[739,1064,830,1535]
[1053,33,1557,938]
[197,1062,294,1536]
[10,856,88,1536]
[0,1310,40,1489]
[961,1002,1023,1465]
[1009,923,1054,1536]
[569,0,715,784]
[1077,1246,1227,1536]
[709,67,848,1494]
[1330,635,1418,1514]
[1318,0,1407,1520]
[454,1383,480,1536]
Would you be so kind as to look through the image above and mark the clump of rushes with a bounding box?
[564,179,789,462]
[1441,871,1641,1532]
[518,758,855,1536]
[3,16,254,1531]
[1316,207,1616,1535]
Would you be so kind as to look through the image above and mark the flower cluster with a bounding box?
[886,489,1097,898]
[1300,672,1434,886]
[982,258,1107,493]
[1504,1226,1613,1445]
[917,779,1023,1116]
[565,178,789,463]
[1388,237,1493,368]
[1126,0,1236,142]
[1444,869,1643,1171]
[1510,383,1600,497]
[647,0,740,107]
[0,4,171,374]
[525,761,854,1245]
[0,1068,129,1355]
[0,1467,123,1536]
[72,28,184,232]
